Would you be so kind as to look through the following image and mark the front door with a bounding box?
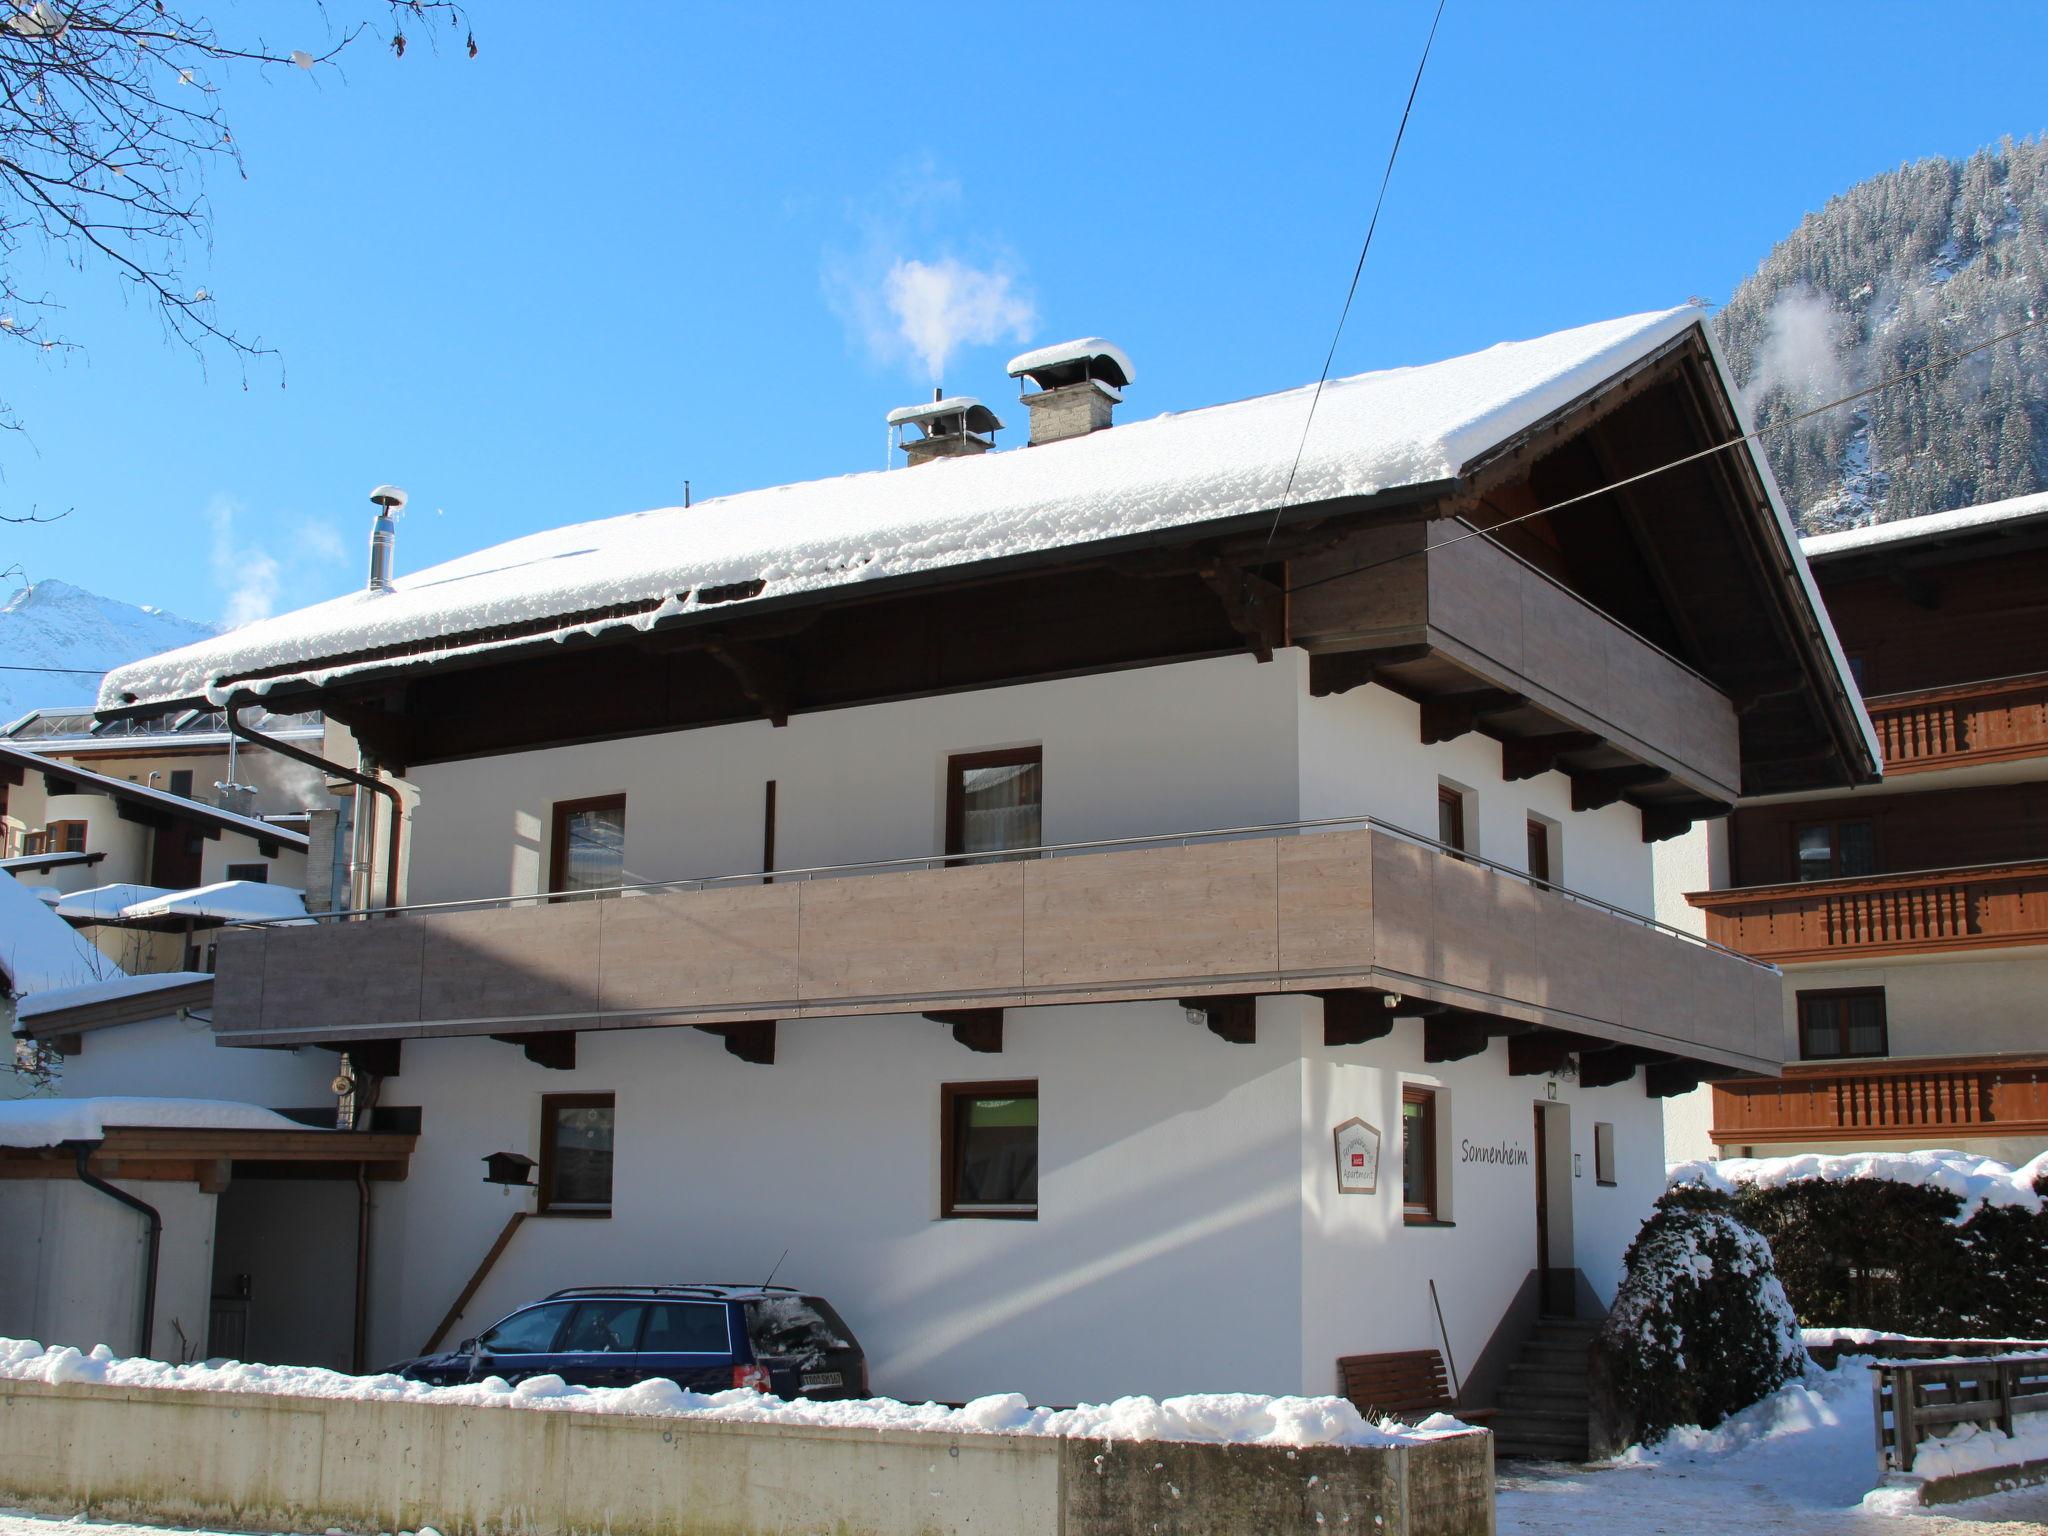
[1534,1102,1575,1315]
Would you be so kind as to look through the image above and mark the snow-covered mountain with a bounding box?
[0,580,217,724]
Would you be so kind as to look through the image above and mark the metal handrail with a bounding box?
[232,809,1773,970]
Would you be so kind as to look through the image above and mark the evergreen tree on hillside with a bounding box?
[1715,137,2048,534]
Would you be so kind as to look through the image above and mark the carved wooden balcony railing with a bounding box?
[1711,1053,2048,1145]
[1688,860,2048,964]
[1866,671,2048,776]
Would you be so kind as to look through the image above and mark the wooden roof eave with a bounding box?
[14,978,215,1041]
[0,1126,416,1183]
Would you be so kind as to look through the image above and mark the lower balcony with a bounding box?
[1866,670,2048,776]
[211,819,1781,1082]
[1711,1054,2048,1146]
[1688,860,2048,964]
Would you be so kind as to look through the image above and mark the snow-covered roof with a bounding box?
[0,743,308,849]
[1007,336,1135,389]
[102,307,1710,714]
[56,884,178,923]
[1800,489,2048,561]
[0,1095,309,1148]
[0,870,120,998]
[884,396,1003,435]
[13,969,212,1022]
[116,881,310,926]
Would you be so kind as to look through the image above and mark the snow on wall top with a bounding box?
[0,1096,308,1148]
[0,870,119,999]
[1800,489,2048,561]
[101,308,1704,713]
[13,970,210,1021]
[116,881,310,925]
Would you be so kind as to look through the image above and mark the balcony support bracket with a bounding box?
[1423,1011,1516,1063]
[927,1009,1004,1054]
[1307,645,1431,699]
[1197,564,1285,664]
[703,639,794,729]
[490,1030,577,1071]
[1420,689,1526,747]
[1314,989,1395,1048]
[1182,995,1257,1045]
[698,1021,776,1065]
[1578,1046,1671,1089]
[1509,1029,1603,1077]
[1501,732,1601,783]
[1570,765,1666,813]
[1645,1059,1739,1099]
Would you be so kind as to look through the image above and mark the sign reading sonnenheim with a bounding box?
[1459,1138,1530,1167]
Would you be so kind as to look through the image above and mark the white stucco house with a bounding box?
[11,310,1876,1451]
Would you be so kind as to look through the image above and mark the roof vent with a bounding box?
[888,393,1003,466]
[1006,338,1134,446]
[367,484,407,593]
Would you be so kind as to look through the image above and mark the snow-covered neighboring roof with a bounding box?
[1669,1147,2048,1219]
[0,870,120,999]
[0,1095,309,1148]
[0,743,308,850]
[1008,336,1135,388]
[117,881,310,926]
[12,969,211,1021]
[102,308,1711,714]
[1800,489,2048,561]
[55,884,178,923]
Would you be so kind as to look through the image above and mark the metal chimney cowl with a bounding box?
[1006,339,1134,446]
[367,484,408,592]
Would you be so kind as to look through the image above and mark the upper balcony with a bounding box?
[1865,670,2048,777]
[1687,859,2048,965]
[209,816,1782,1086]
[1711,1053,2048,1147]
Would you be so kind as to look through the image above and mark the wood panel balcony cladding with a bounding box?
[1289,518,1741,814]
[1865,671,2048,776]
[1711,1054,2048,1145]
[210,826,1779,1072]
[1689,860,2048,964]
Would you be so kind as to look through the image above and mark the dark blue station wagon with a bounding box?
[389,1285,868,1399]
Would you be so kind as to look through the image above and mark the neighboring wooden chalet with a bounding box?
[1687,492,2048,1162]
[56,308,1872,1424]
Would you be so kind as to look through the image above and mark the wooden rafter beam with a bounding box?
[698,1021,776,1065]
[703,638,795,729]
[1500,731,1601,782]
[1182,994,1257,1045]
[490,1030,577,1071]
[1639,800,1727,845]
[1419,689,1526,746]
[1578,1046,1672,1089]
[1306,644,1430,699]
[345,1039,403,1079]
[1313,989,1395,1048]
[1423,1010,1521,1063]
[1196,565,1285,664]
[1508,1030,1605,1077]
[1645,1060,1743,1099]
[926,1008,1004,1054]
[1570,765,1666,813]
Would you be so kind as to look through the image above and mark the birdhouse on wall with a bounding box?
[482,1151,535,1187]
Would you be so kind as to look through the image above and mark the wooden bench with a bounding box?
[1338,1349,1493,1423]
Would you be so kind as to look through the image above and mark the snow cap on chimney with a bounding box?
[887,395,1004,466]
[1006,338,1134,446]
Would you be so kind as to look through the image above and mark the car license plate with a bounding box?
[801,1371,843,1391]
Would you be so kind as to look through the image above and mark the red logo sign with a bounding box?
[1351,1153,1365,1167]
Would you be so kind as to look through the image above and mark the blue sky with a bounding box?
[2,0,2044,640]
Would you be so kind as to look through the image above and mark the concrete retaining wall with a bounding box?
[0,1378,1494,1536]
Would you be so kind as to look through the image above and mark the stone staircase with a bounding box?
[1487,1316,1599,1461]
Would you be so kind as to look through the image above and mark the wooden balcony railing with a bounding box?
[1711,1053,2048,1146]
[1687,860,2048,964]
[1866,670,2048,776]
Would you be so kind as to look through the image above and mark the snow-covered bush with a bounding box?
[1590,1191,1806,1451]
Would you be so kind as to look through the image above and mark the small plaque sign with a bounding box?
[1333,1117,1381,1196]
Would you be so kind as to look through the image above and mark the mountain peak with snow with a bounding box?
[0,579,217,724]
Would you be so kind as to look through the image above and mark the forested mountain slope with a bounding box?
[1715,138,2048,534]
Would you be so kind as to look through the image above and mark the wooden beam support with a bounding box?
[1645,1060,1739,1099]
[1722,669,1807,715]
[196,1157,233,1195]
[1577,1046,1673,1089]
[1570,765,1666,813]
[926,1009,1004,1054]
[1307,644,1430,698]
[1500,731,1601,782]
[1508,1030,1603,1077]
[1419,689,1526,746]
[703,638,795,728]
[347,1039,402,1079]
[698,1021,776,1065]
[1423,1013,1494,1063]
[491,1030,577,1071]
[1640,800,1727,844]
[1196,565,1285,664]
[1313,989,1395,1048]
[1182,994,1257,1045]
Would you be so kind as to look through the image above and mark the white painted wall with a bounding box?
[0,1177,215,1360]
[56,1015,337,1106]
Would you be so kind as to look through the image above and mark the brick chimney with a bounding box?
[888,395,1004,466]
[1006,339,1135,446]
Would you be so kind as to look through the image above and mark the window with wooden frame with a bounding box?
[45,820,87,854]
[539,1092,615,1214]
[21,829,47,855]
[1401,1086,1440,1223]
[941,1081,1038,1219]
[1436,784,1467,855]
[945,748,1042,862]
[225,863,269,883]
[1594,1122,1617,1187]
[549,794,627,899]
[1793,818,1876,882]
[1526,816,1554,889]
[168,769,193,799]
[1797,988,1889,1061]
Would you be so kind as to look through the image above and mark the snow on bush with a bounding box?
[1593,1191,1806,1450]
[1669,1151,2048,1337]
[0,1337,1474,1450]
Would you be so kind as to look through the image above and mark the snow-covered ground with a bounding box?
[1500,1359,2048,1535]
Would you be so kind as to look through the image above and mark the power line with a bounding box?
[0,663,106,675]
[1265,0,1449,548]
[1285,309,2048,598]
